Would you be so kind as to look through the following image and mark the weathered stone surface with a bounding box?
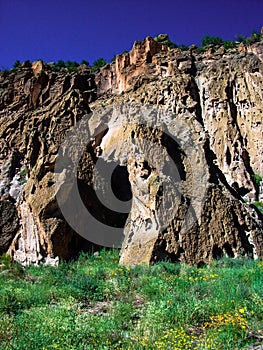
[0,199,19,254]
[85,105,262,266]
[0,38,262,266]
[95,37,169,94]
[96,37,263,202]
[94,37,263,265]
[0,62,97,264]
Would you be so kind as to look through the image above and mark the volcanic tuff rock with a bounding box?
[0,36,263,265]
[0,199,19,254]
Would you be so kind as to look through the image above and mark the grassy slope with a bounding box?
[0,250,262,350]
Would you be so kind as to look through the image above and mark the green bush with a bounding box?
[252,201,263,213]
[154,34,177,49]
[201,35,223,48]
[80,59,89,66]
[246,31,261,44]
[64,60,79,73]
[178,44,189,51]
[236,35,247,43]
[223,40,237,50]
[49,60,80,73]
[252,173,262,187]
[57,59,66,68]
[236,31,262,46]
[12,60,21,69]
[92,58,107,71]
[18,167,28,185]
[0,254,23,277]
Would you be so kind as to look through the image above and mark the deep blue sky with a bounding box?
[1,0,262,69]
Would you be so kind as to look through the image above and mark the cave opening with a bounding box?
[78,161,132,229]
[111,165,132,202]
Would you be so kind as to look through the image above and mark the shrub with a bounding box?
[80,59,89,66]
[48,60,80,73]
[223,41,237,50]
[154,34,177,49]
[246,31,261,45]
[236,35,247,43]
[92,58,107,71]
[252,201,263,213]
[252,173,262,187]
[64,60,79,73]
[0,254,23,278]
[57,59,66,68]
[201,35,223,48]
[178,44,189,51]
[19,167,28,185]
[12,60,21,69]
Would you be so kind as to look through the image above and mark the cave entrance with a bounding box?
[111,165,132,202]
[78,161,132,229]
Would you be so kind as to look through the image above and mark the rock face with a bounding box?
[0,199,19,254]
[85,105,263,266]
[96,38,263,201]
[0,37,263,265]
[0,62,97,264]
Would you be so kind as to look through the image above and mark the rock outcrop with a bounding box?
[0,36,263,266]
[0,62,97,264]
[0,198,19,254]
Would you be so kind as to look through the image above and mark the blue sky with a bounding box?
[0,0,262,69]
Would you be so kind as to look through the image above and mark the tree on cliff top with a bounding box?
[154,34,177,49]
[92,58,107,71]
[201,35,223,48]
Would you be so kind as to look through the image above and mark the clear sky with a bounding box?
[0,0,262,69]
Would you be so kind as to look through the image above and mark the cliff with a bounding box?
[0,36,262,266]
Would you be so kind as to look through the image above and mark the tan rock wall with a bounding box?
[0,38,262,265]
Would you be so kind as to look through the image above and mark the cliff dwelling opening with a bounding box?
[212,245,224,260]
[161,131,186,181]
[78,161,132,229]
[226,147,232,166]
[111,165,132,202]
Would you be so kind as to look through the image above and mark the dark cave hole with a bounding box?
[146,51,152,63]
[223,243,234,258]
[78,179,130,228]
[135,160,152,179]
[78,163,132,229]
[212,245,224,260]
[232,181,250,197]
[111,165,132,202]
[226,147,232,166]
[197,261,206,268]
[161,131,186,181]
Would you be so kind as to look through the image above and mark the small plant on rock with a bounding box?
[201,34,223,48]
[12,60,21,69]
[92,58,107,71]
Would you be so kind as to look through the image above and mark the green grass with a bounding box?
[252,201,263,213]
[0,251,262,349]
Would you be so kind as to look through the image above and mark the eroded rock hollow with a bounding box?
[0,36,262,265]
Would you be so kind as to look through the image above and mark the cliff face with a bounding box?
[0,61,96,264]
[0,37,262,265]
[96,37,263,199]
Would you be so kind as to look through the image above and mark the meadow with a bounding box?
[0,250,262,349]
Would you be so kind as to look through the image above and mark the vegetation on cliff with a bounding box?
[0,30,262,73]
[0,250,262,349]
